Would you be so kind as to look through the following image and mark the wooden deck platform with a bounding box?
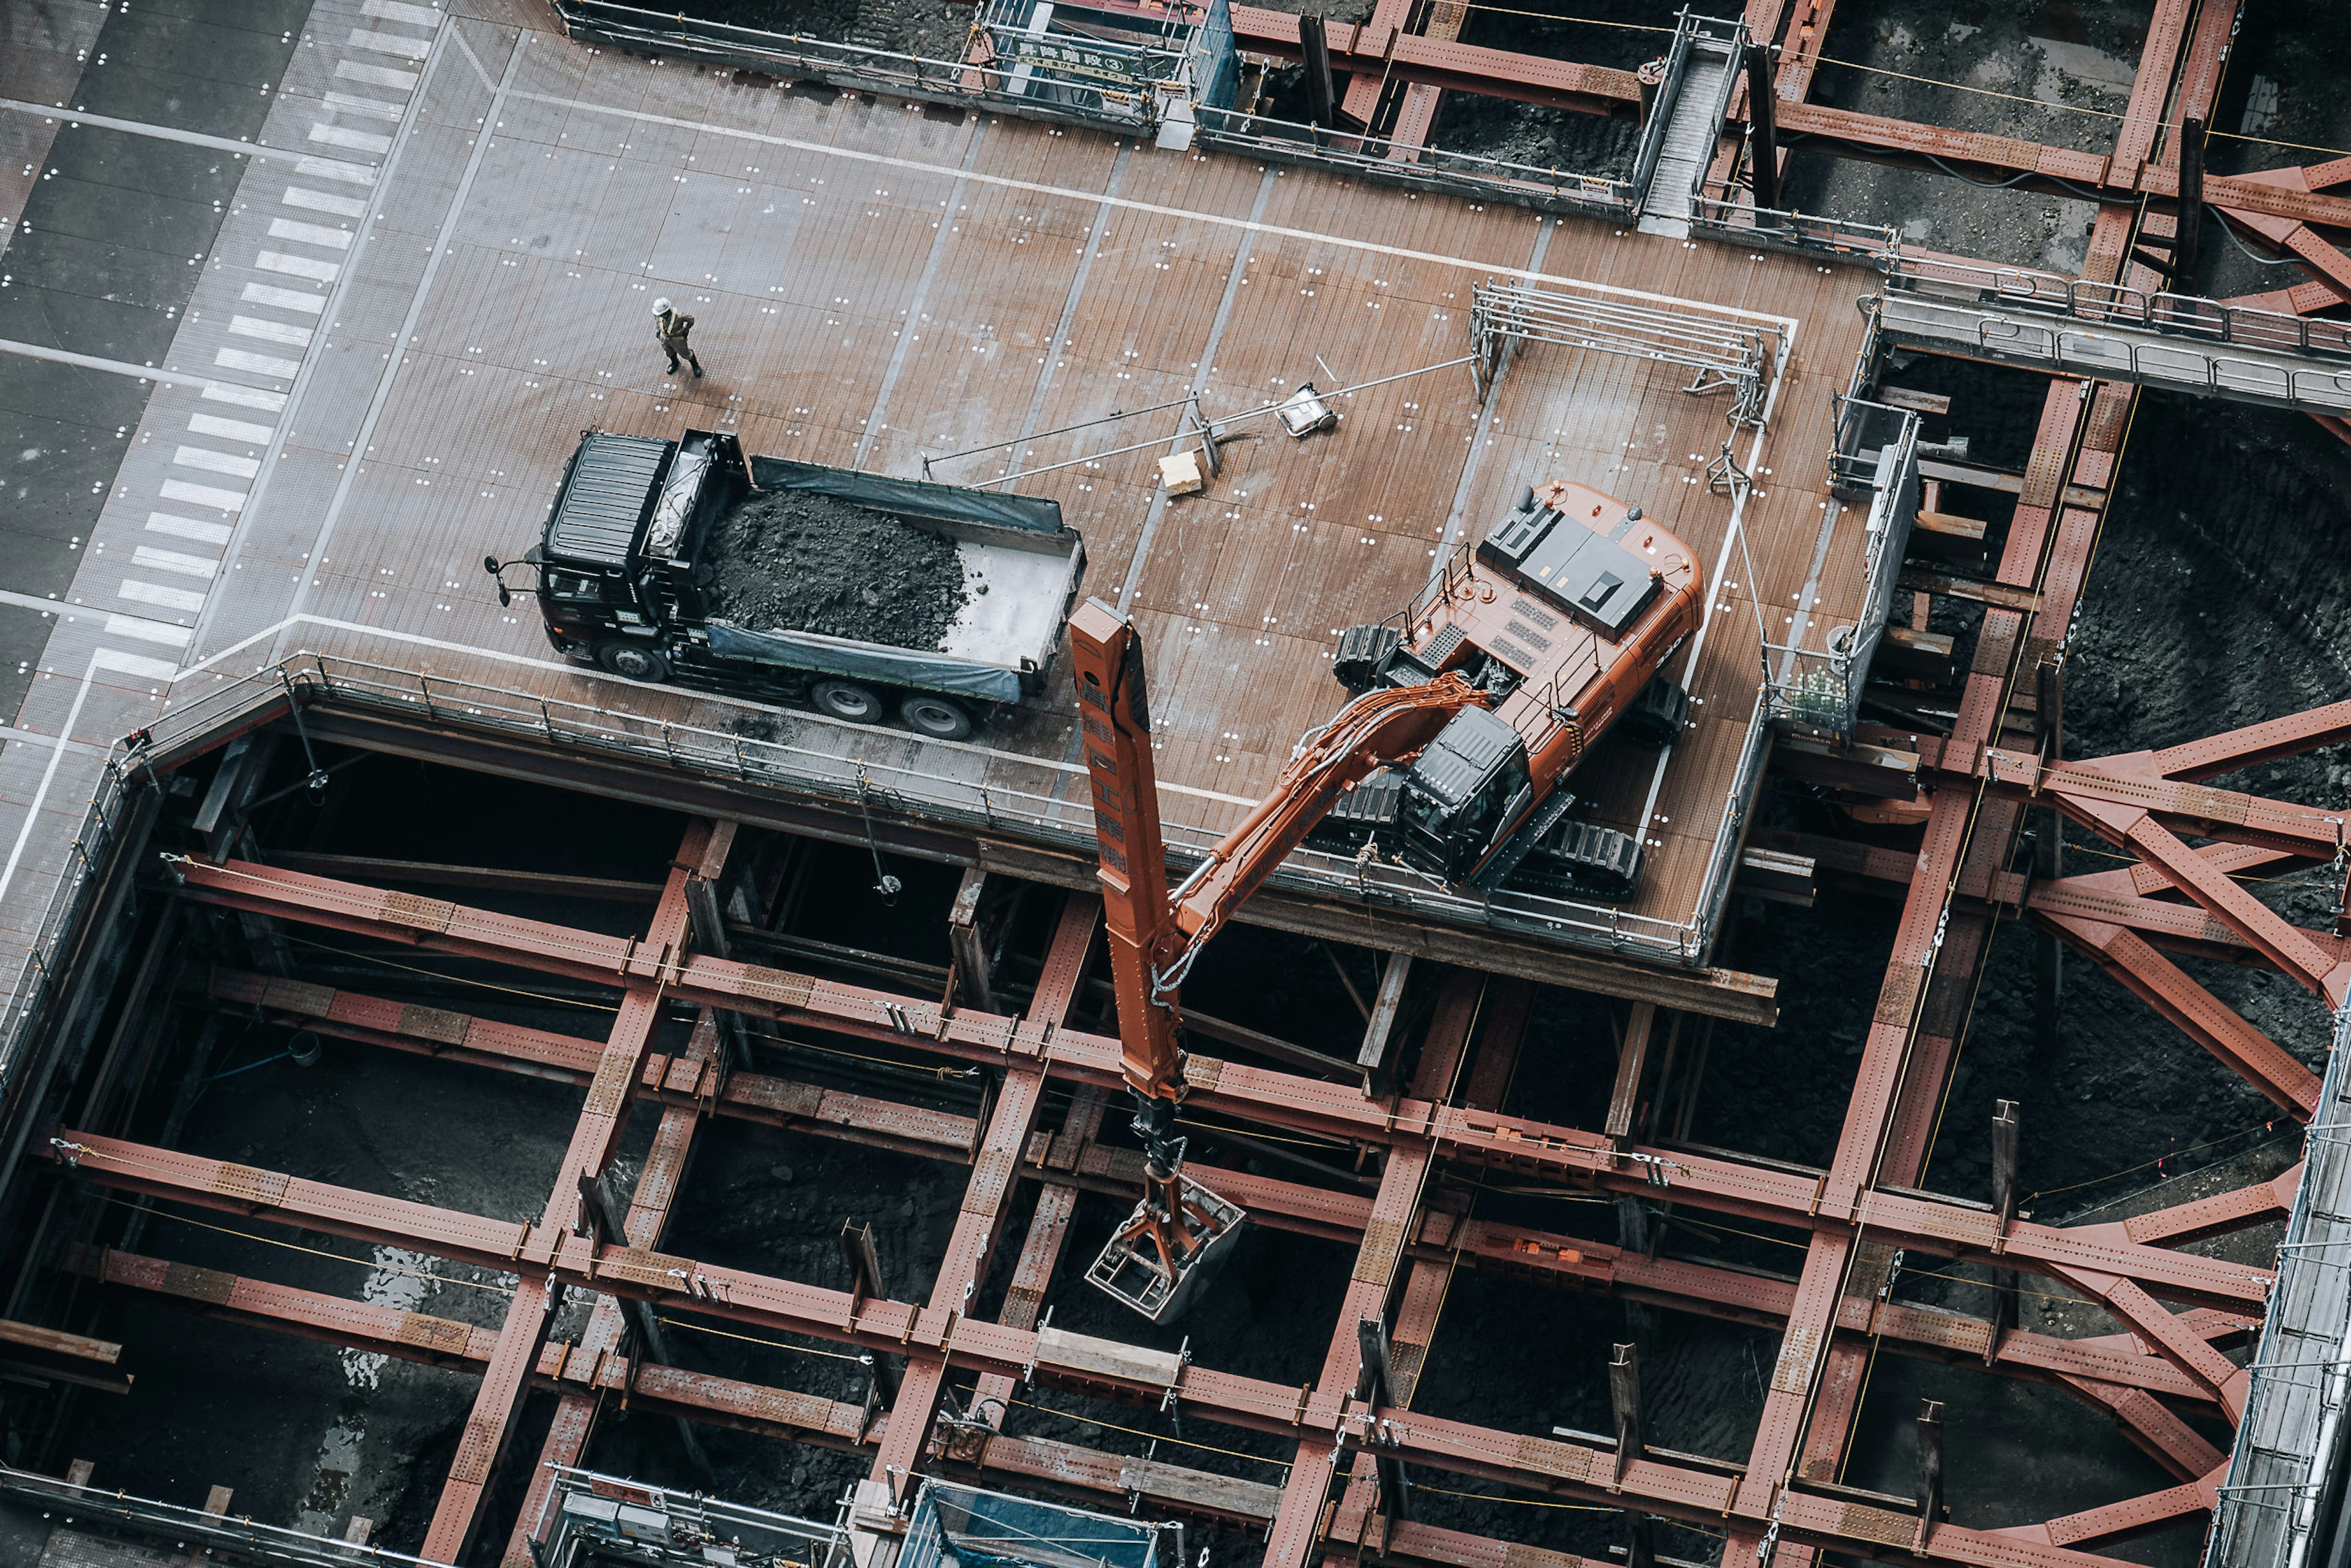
[3,3,1878,1011]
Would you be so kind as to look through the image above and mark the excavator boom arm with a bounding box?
[1171,672,1486,943]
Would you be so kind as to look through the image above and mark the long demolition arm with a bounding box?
[1067,600,1481,1256]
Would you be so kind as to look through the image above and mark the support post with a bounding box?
[1609,1342,1641,1487]
[2174,116,2205,287]
[947,866,997,1013]
[1744,42,1780,211]
[1916,1398,1944,1537]
[1989,1099,2020,1359]
[2033,666,2063,1060]
[1357,954,1413,1097]
[1607,1003,1657,1152]
[1355,1316,1392,1405]
[1300,15,1338,128]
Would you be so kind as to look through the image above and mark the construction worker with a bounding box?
[651,298,703,378]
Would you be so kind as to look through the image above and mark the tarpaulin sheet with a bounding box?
[705,621,1025,705]
[748,458,1067,535]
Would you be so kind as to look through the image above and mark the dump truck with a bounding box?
[1068,476,1703,1319]
[491,428,1086,741]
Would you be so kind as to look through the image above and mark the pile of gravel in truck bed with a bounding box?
[704,488,968,651]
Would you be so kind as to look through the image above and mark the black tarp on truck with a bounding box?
[506,428,1085,740]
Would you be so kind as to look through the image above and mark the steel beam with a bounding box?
[2037,913,2320,1116]
[158,858,2271,1310]
[421,819,716,1565]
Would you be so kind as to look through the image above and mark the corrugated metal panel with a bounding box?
[546,431,670,566]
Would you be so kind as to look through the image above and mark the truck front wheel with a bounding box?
[899,693,974,741]
[811,679,886,724]
[594,641,672,683]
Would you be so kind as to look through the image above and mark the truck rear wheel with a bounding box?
[594,641,671,683]
[811,679,886,724]
[899,693,974,741]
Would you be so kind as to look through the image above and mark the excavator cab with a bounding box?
[1396,708,1532,880]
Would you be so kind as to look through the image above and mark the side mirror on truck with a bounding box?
[483,554,514,607]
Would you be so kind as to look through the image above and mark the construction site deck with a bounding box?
[3,1,2350,1567]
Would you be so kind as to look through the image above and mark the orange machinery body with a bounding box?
[1389,479,1704,882]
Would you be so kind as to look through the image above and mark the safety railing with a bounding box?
[1467,276,1781,424]
[0,1463,451,1567]
[1195,107,1636,222]
[2209,1001,2351,1568]
[527,1464,849,1568]
[1690,189,1902,268]
[546,0,1190,133]
[1685,684,1773,948]
[1626,9,1702,209]
[1890,254,2351,361]
[1763,395,1919,737]
[901,1480,1169,1568]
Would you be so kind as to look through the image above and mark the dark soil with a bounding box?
[679,0,970,64]
[707,491,969,650]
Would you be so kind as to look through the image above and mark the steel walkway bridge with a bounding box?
[1873,258,2351,416]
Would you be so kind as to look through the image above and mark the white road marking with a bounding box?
[106,617,195,648]
[159,478,248,511]
[201,384,288,412]
[215,347,301,378]
[336,60,421,91]
[132,547,219,579]
[96,648,176,680]
[282,187,368,220]
[256,250,340,283]
[229,315,314,348]
[190,413,277,443]
[297,154,377,187]
[269,216,356,250]
[323,91,407,123]
[309,123,394,155]
[118,579,206,613]
[0,96,373,176]
[148,512,234,546]
[508,87,1803,333]
[0,338,252,391]
[173,446,263,479]
[241,281,328,314]
[362,0,443,25]
[347,27,432,59]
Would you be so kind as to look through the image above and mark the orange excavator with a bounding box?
[1070,480,1705,1319]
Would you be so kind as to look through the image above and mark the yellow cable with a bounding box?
[100,1195,516,1295]
[654,1315,867,1362]
[279,933,622,1013]
[1007,1395,1292,1468]
[1413,1484,1615,1512]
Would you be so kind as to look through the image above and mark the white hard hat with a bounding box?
[651,297,673,314]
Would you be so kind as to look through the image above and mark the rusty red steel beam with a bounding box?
[2060,1374,2229,1480]
[2047,806,2351,1008]
[2138,698,2351,782]
[160,857,2273,1311]
[2044,1266,2246,1421]
[2070,1166,2301,1253]
[421,817,716,1565]
[1924,748,2350,863]
[1994,1472,2220,1551]
[2036,913,2321,1117]
[73,1247,1288,1526]
[1324,973,1517,1562]
[873,893,1098,1501]
[31,1130,2218,1568]
[504,1008,726,1568]
[1226,3,1643,116]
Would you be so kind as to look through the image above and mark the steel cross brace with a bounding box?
[868,891,1099,1507]
[421,817,719,1564]
[39,1128,2156,1568]
[193,962,2238,1419]
[159,858,2271,1311]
